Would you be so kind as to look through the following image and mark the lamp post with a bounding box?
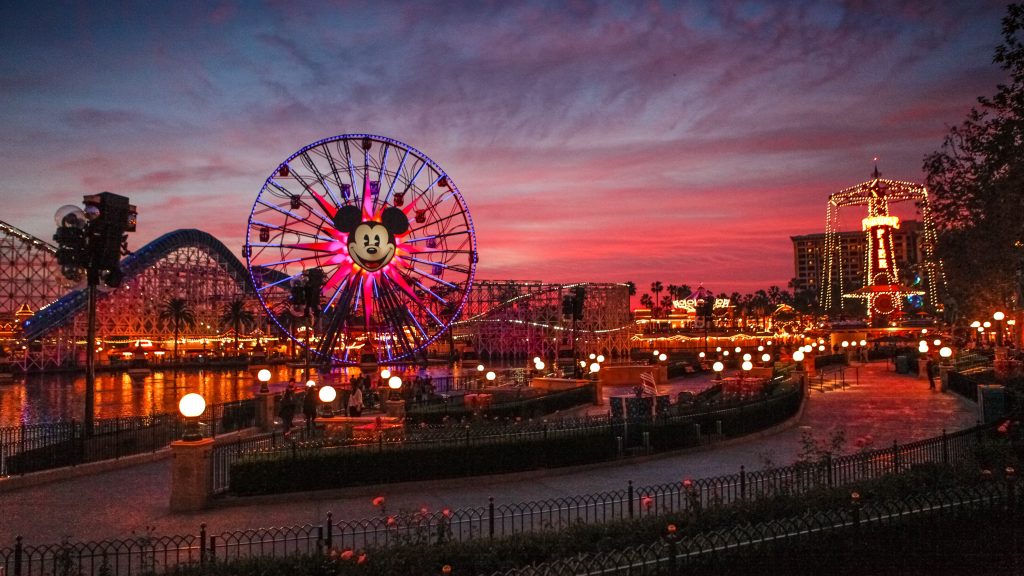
[178,393,206,441]
[713,361,724,381]
[170,391,213,512]
[386,375,404,418]
[994,311,1005,347]
[793,349,805,383]
[939,346,953,364]
[257,368,272,394]
[318,385,337,417]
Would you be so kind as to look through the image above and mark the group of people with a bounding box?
[276,382,319,436]
[274,370,440,435]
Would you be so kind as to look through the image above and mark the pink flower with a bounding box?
[442,508,452,517]
[340,549,354,560]
[420,506,429,515]
[641,496,653,509]
[386,516,396,526]
[372,496,385,507]
[682,479,693,489]
[357,553,368,564]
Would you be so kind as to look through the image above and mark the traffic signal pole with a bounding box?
[52,192,135,439]
[84,268,99,438]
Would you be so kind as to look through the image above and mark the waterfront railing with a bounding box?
[0,419,1005,576]
[0,399,257,476]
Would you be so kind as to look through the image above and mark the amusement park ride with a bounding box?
[0,133,631,374]
[244,134,478,367]
[821,166,946,326]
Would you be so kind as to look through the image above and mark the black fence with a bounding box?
[0,399,257,476]
[0,419,1004,576]
[214,383,803,494]
[490,480,1019,576]
[948,369,985,401]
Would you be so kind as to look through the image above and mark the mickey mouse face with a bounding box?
[348,222,395,271]
[333,206,410,272]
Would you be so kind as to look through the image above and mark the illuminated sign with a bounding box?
[861,216,900,231]
[672,298,731,312]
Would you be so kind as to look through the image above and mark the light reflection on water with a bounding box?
[0,362,483,427]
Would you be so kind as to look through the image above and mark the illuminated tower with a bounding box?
[821,166,945,324]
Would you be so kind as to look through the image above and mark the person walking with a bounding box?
[278,385,297,436]
[926,358,937,390]
[302,384,318,432]
[347,383,364,417]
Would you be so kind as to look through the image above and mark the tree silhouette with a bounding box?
[924,4,1024,317]
[650,281,664,317]
[159,297,196,360]
[219,297,256,353]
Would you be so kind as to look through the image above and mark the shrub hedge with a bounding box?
[230,431,619,495]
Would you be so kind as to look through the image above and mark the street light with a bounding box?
[712,361,724,380]
[257,368,272,394]
[994,311,1005,346]
[485,371,496,383]
[658,353,667,362]
[381,368,391,380]
[318,385,337,416]
[178,393,206,442]
[939,346,953,364]
[389,375,403,392]
[597,354,605,363]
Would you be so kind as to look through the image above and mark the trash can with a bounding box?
[895,355,910,374]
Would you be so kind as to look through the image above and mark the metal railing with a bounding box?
[0,419,1003,576]
[491,479,1018,576]
[0,399,257,476]
[211,384,803,494]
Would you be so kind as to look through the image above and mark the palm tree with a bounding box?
[624,281,637,297]
[219,297,256,353]
[159,297,196,360]
[639,293,654,309]
[667,284,680,300]
[650,281,664,317]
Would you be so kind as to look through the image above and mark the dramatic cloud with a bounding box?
[0,0,1011,298]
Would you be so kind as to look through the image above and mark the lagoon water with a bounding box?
[0,362,484,427]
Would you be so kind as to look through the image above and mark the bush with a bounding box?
[230,431,618,495]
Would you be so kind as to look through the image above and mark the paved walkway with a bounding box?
[0,361,978,544]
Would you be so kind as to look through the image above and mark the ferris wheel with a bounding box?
[245,134,477,365]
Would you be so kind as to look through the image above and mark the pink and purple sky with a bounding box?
[0,1,1011,296]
